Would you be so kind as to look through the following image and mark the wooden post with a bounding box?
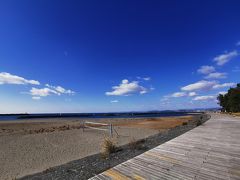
[82,121,85,132]
[109,124,113,137]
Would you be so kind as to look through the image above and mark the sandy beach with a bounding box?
[0,116,193,179]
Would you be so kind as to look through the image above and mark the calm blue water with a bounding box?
[0,112,195,121]
[0,115,19,121]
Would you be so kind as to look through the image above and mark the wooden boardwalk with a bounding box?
[90,114,240,180]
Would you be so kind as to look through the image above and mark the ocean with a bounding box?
[0,111,199,121]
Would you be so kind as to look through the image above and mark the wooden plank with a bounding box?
[90,113,240,180]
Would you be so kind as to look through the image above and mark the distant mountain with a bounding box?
[177,107,220,112]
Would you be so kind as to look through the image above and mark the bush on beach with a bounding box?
[182,122,188,126]
[196,116,203,126]
[101,137,117,158]
[128,137,146,150]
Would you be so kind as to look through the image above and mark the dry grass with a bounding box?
[232,113,240,117]
[111,116,193,130]
[0,120,83,135]
[182,122,188,126]
[196,120,202,126]
[101,137,117,158]
[128,137,145,150]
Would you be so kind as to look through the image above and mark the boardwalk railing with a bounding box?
[82,121,118,137]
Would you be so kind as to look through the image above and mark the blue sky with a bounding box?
[0,0,239,113]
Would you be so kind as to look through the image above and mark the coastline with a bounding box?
[0,114,205,179]
[20,113,209,180]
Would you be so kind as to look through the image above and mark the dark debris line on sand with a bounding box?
[19,114,209,180]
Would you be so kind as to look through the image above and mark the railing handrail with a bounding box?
[84,121,109,126]
[82,121,116,137]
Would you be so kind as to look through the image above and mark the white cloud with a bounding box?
[0,72,40,85]
[218,91,227,95]
[143,77,151,81]
[30,87,60,97]
[45,84,75,94]
[232,66,240,72]
[105,79,148,96]
[161,96,169,102]
[213,50,238,66]
[181,81,236,92]
[188,92,197,97]
[204,72,227,79]
[193,95,216,101]
[32,96,41,100]
[28,84,75,99]
[171,92,186,97]
[121,79,129,84]
[236,41,240,46]
[140,90,148,94]
[213,82,236,89]
[181,80,217,91]
[170,91,197,98]
[137,76,151,81]
[110,100,119,103]
[197,66,215,74]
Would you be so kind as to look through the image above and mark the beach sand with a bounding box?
[0,116,193,179]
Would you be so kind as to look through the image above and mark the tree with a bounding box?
[217,84,240,112]
[217,94,225,111]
